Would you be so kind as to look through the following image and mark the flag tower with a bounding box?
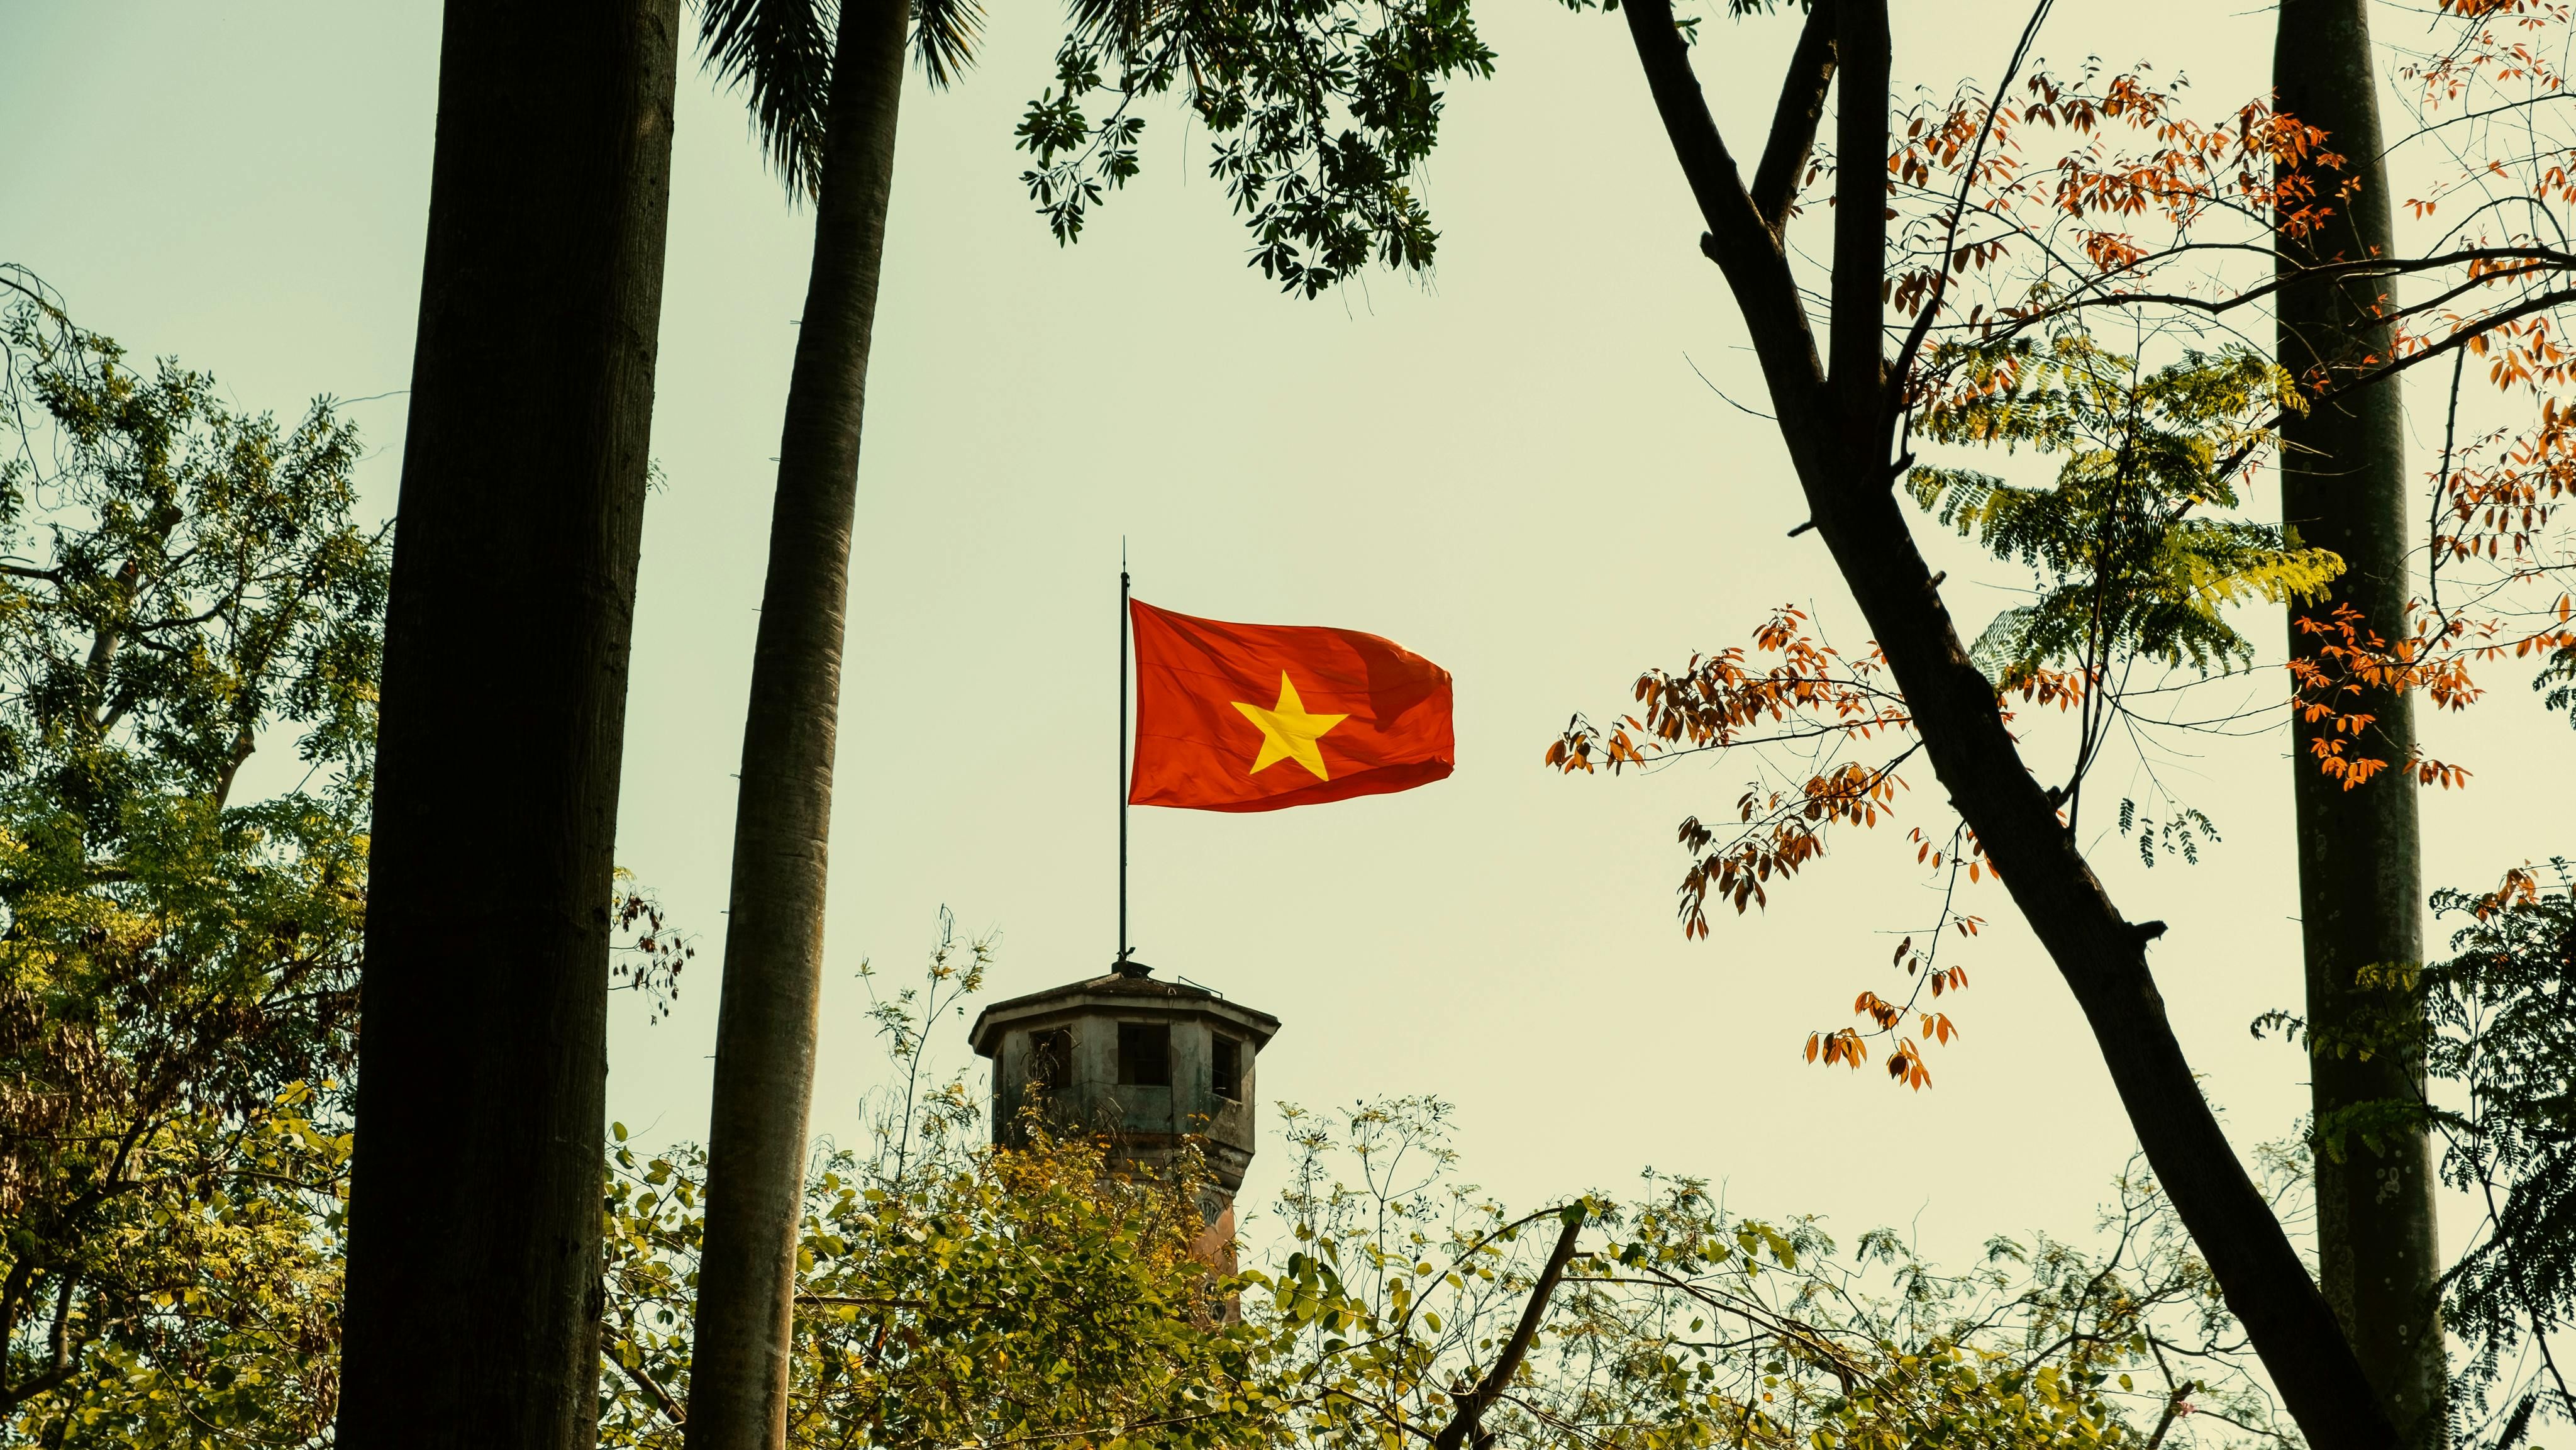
[968,969,1280,1267]
[967,569,1447,1261]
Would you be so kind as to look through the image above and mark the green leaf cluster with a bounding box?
[2292,864,2576,1434]
[699,0,1494,300]
[2420,866,2576,1429]
[1908,329,2340,689]
[587,962,2294,1450]
[0,278,383,1436]
[2264,861,2576,1435]
[602,1131,1274,1450]
[2535,637,2576,729]
[1016,0,1496,294]
[4,1095,347,1447]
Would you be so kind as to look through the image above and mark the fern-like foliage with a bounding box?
[2536,639,2576,728]
[2282,865,2576,1424]
[1909,329,2343,688]
[2423,865,2576,1422]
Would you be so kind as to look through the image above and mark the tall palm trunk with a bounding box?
[2275,4,2446,1443]
[684,0,908,1443]
[336,3,680,1446]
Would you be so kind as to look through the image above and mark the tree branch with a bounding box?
[1750,0,1838,233]
[1828,0,1891,414]
[1430,1210,1584,1450]
[1608,3,2407,1442]
[795,1293,949,1310]
[1620,0,1833,459]
[209,725,257,812]
[614,1351,687,1426]
[0,1271,82,1414]
[1890,0,2053,403]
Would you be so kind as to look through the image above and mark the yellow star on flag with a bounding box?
[1231,671,1348,781]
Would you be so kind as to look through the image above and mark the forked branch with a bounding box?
[1430,1210,1585,1450]
[1620,0,1832,460]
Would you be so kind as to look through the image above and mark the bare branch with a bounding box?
[1620,0,1833,457]
[1750,0,1838,233]
[1430,1210,1584,1450]
[1827,0,1892,411]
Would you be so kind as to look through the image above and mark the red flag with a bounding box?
[1128,600,1453,812]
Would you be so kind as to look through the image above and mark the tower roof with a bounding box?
[967,966,1282,1057]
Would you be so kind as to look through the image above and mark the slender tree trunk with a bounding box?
[336,3,679,1447]
[684,0,908,1444]
[2275,6,2446,1443]
[1617,0,2401,1442]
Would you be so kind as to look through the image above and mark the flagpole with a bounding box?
[1118,547,1131,969]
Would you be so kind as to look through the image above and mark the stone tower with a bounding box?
[968,959,1279,1254]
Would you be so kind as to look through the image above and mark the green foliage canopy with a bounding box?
[0,270,382,1437]
[596,953,2296,1450]
[599,936,1270,1449]
[1016,0,1496,293]
[1255,1098,2287,1450]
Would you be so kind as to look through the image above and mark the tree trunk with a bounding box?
[1617,0,2401,1442]
[336,3,679,1447]
[683,0,908,1444]
[2274,6,2446,1443]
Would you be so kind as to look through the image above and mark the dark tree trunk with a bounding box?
[683,0,908,1444]
[2275,6,2446,1442]
[1616,0,2401,1442]
[335,3,680,1446]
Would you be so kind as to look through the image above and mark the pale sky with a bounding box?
[5,0,2567,1275]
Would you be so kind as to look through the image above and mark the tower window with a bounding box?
[1117,1022,1170,1086]
[1028,1029,1072,1092]
[1211,1036,1242,1101]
